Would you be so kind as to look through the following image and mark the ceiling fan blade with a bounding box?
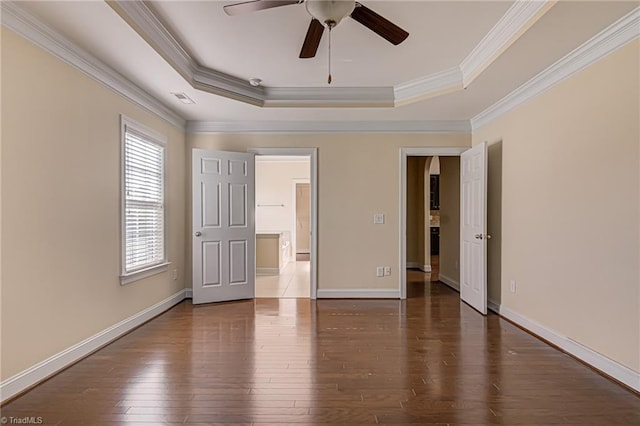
[299,19,325,59]
[223,0,300,16]
[350,2,409,45]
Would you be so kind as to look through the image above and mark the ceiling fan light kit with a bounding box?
[224,0,409,85]
[305,0,355,28]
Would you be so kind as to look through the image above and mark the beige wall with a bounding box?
[429,156,440,175]
[438,157,460,285]
[473,40,640,372]
[255,160,310,249]
[1,29,186,380]
[188,133,470,291]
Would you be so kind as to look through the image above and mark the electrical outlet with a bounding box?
[510,280,516,293]
[384,266,391,276]
[376,267,384,277]
[373,213,385,224]
[172,269,178,281]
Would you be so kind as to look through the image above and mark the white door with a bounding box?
[192,149,255,304]
[460,142,488,314]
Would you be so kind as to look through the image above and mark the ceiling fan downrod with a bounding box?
[223,0,409,85]
[327,22,334,84]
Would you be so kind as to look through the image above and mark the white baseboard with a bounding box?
[497,304,640,393]
[438,274,460,291]
[487,298,500,314]
[406,262,432,272]
[185,288,193,298]
[0,289,187,403]
[256,268,280,276]
[317,289,400,299]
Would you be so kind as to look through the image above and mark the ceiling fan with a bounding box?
[223,0,409,83]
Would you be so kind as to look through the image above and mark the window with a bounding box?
[120,116,168,284]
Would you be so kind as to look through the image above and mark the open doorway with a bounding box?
[400,147,466,299]
[254,153,314,298]
[405,156,443,277]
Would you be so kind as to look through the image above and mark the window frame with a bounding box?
[119,115,169,285]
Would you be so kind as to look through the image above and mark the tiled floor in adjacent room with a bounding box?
[256,260,310,298]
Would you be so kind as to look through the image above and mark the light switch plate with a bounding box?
[374,213,385,224]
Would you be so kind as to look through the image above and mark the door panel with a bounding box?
[201,157,221,174]
[201,182,221,227]
[460,142,487,315]
[193,149,255,304]
[202,241,222,287]
[229,240,248,284]
[229,183,247,227]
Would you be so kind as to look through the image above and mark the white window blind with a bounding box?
[123,125,166,274]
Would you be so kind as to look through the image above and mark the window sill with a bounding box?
[120,262,170,285]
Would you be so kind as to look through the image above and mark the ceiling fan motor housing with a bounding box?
[305,0,356,28]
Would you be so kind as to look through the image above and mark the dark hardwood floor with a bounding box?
[2,273,639,425]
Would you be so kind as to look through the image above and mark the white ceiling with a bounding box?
[150,1,512,87]
[13,1,639,123]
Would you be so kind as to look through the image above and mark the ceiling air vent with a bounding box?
[171,92,195,104]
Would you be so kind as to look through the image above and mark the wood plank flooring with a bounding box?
[2,273,639,425]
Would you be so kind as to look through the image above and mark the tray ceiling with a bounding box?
[8,1,639,123]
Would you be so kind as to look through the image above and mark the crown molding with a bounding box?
[107,0,265,106]
[264,86,394,107]
[461,0,555,87]
[106,0,194,78]
[1,1,186,129]
[192,65,265,106]
[471,6,640,130]
[108,0,548,108]
[394,67,463,106]
[186,120,471,134]
[109,0,398,108]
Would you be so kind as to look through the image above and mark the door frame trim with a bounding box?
[249,147,318,299]
[399,147,467,299]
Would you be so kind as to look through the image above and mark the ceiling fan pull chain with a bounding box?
[328,26,332,84]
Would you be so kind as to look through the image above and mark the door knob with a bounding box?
[195,232,202,237]
[474,234,484,239]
